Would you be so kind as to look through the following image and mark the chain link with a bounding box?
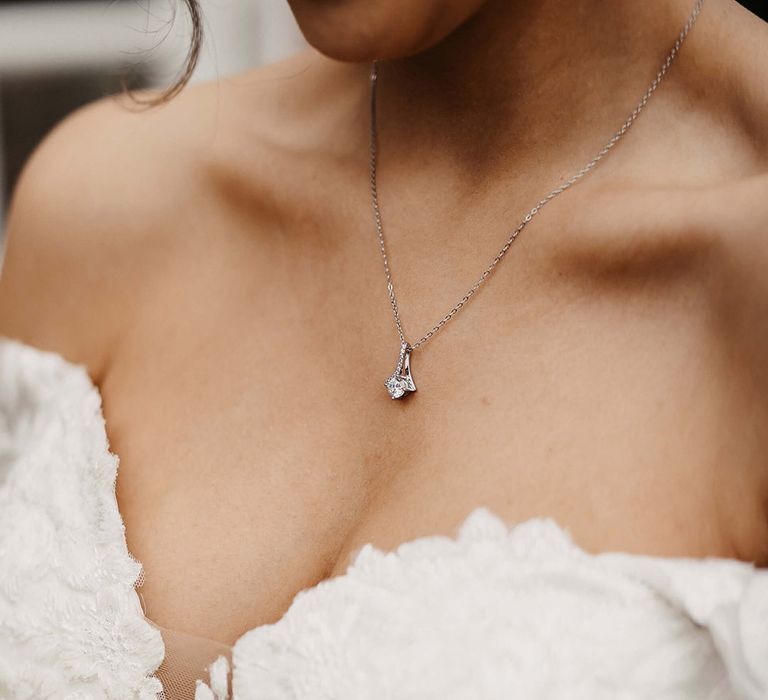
[369,0,704,351]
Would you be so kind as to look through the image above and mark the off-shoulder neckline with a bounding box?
[1,335,764,694]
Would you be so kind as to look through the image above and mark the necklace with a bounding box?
[371,0,705,400]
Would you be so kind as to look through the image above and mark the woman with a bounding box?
[0,0,766,697]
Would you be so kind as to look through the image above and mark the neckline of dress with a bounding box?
[94,385,759,657]
[2,335,762,691]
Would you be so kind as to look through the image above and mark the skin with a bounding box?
[0,0,767,647]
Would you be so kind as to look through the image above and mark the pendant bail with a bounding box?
[385,342,417,399]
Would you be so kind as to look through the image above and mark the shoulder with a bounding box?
[703,0,768,296]
[686,3,768,295]
[714,1,768,159]
[0,76,218,376]
[0,49,358,379]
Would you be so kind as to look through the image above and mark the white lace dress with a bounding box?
[0,337,766,700]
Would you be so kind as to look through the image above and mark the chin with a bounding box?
[285,0,488,62]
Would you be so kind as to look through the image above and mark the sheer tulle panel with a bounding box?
[151,623,233,700]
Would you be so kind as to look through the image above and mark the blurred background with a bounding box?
[0,0,766,233]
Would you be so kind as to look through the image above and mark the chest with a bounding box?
[100,192,767,644]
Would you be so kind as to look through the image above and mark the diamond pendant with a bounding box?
[385,343,417,400]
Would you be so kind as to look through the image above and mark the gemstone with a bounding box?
[386,375,409,399]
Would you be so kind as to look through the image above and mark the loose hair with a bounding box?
[166,0,203,101]
[126,0,203,106]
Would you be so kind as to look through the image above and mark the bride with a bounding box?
[0,0,767,697]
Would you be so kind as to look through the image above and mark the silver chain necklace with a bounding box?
[371,0,705,400]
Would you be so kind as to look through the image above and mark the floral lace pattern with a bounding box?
[1,337,767,700]
[0,338,164,699]
[230,512,768,700]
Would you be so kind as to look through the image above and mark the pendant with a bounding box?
[385,343,417,400]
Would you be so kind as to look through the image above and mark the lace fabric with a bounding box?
[0,335,238,700]
[1,335,767,700]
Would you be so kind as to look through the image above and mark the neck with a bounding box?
[375,0,704,179]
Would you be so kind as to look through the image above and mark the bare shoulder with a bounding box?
[0,49,355,379]
[0,76,222,376]
[719,0,768,137]
[694,2,768,271]
[694,3,768,396]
